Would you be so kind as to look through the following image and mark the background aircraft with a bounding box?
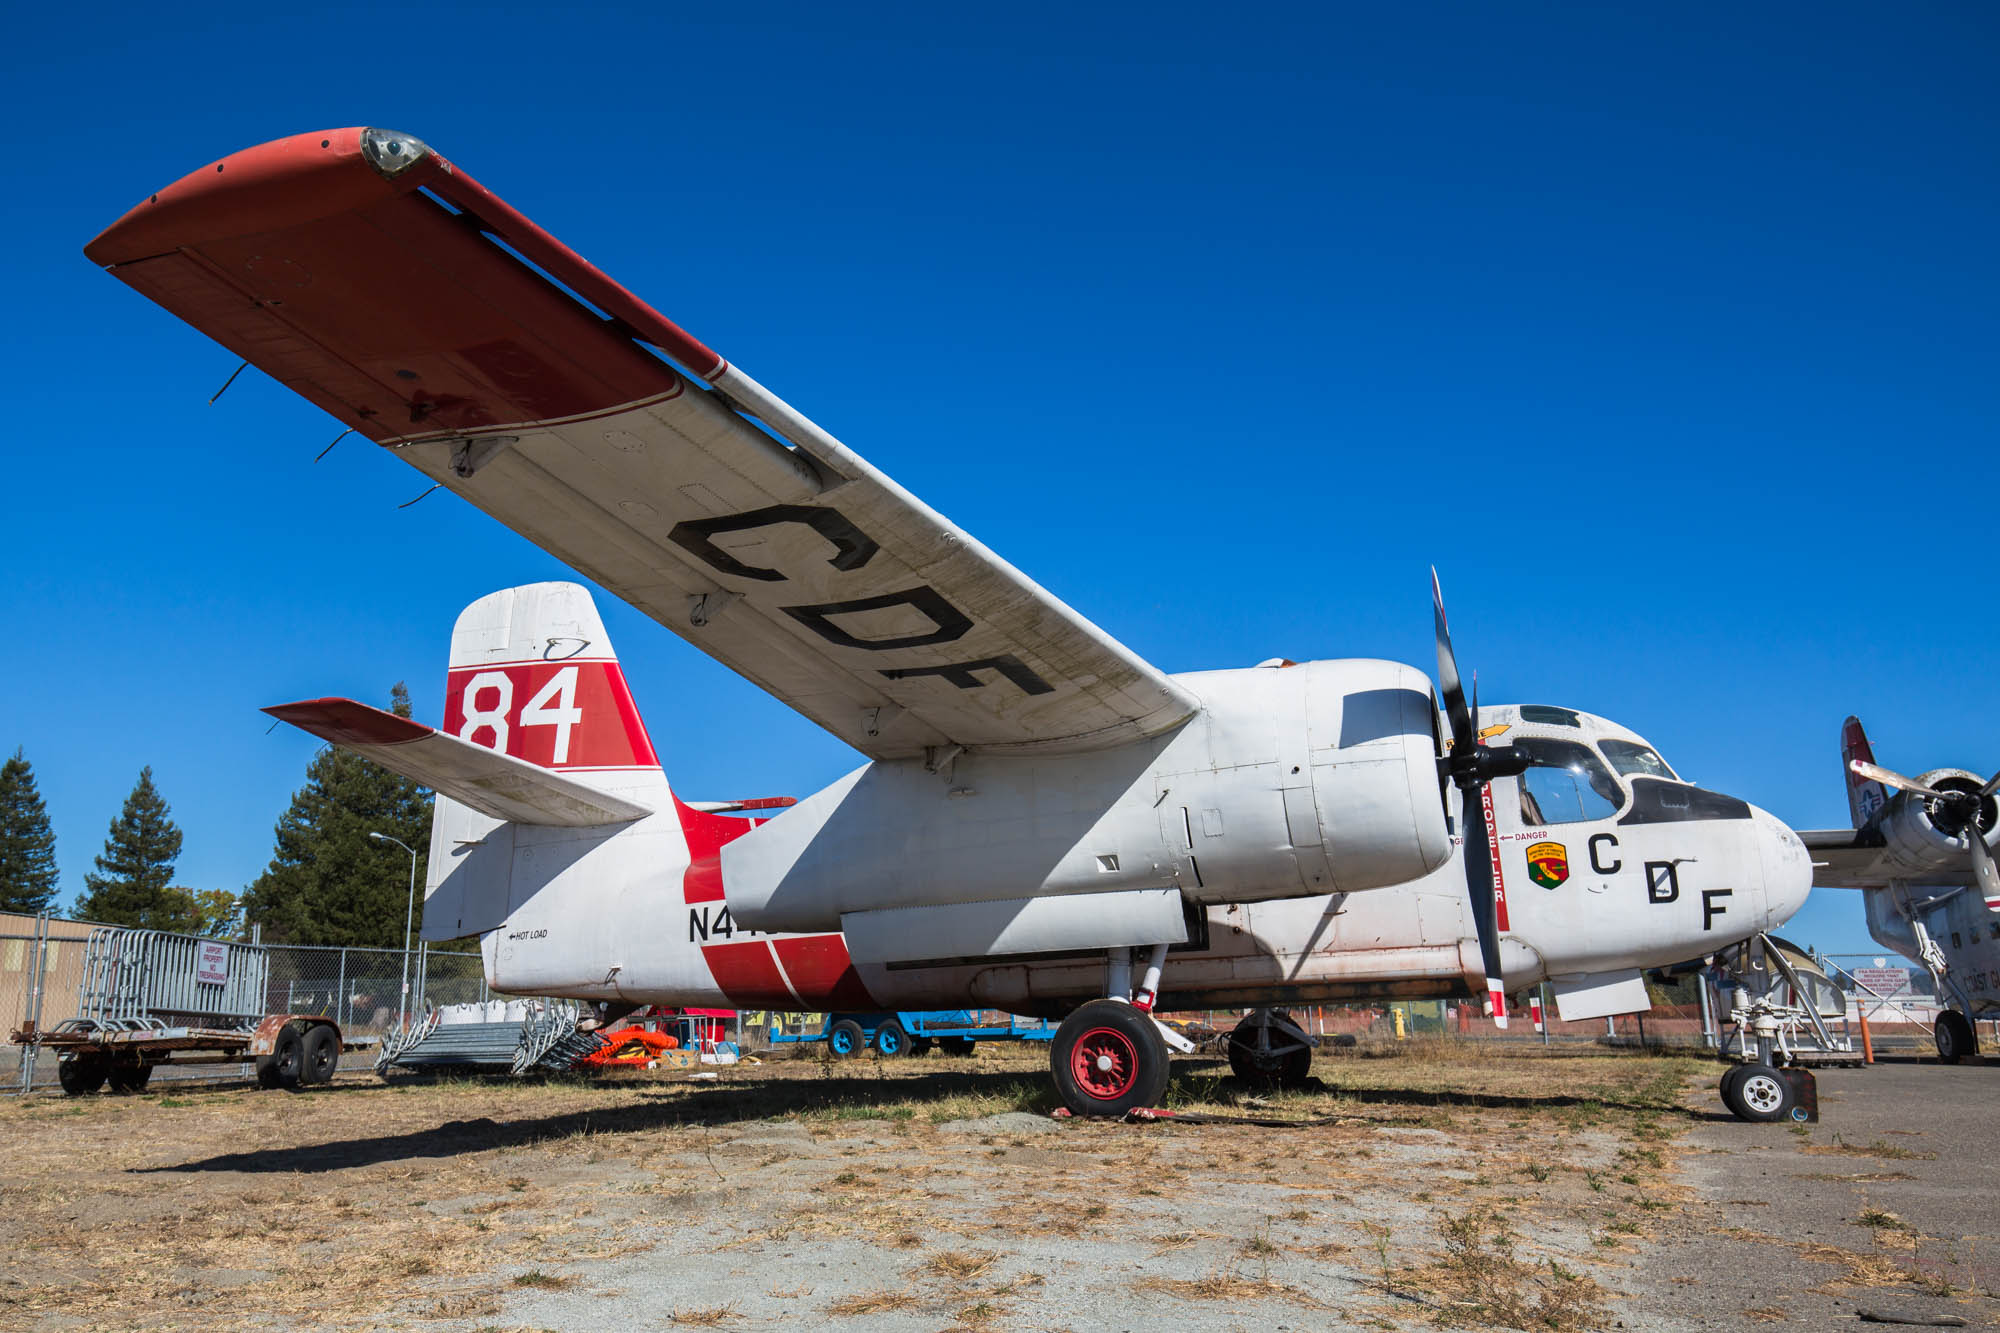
[89,128,1810,1114]
[1800,716,2000,1063]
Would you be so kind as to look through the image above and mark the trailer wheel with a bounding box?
[299,1025,340,1086]
[57,1055,106,1096]
[1935,1011,1976,1064]
[827,1020,866,1058]
[107,1063,153,1094]
[874,1020,909,1057]
[909,1037,934,1057]
[267,1025,305,1089]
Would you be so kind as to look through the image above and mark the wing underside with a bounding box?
[88,128,1198,760]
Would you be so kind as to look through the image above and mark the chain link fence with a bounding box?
[2,912,492,1094]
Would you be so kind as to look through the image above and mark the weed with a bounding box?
[1855,1208,1908,1232]
[1521,1161,1552,1182]
[512,1270,571,1289]
[924,1250,999,1283]
[1401,1210,1606,1330]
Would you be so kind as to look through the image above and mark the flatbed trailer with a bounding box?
[14,1014,375,1093]
[769,1009,1057,1057]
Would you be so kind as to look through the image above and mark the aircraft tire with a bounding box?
[1718,1064,1751,1108]
[827,1019,866,1059]
[1051,1000,1170,1117]
[1722,1063,1794,1123]
[874,1020,909,1058]
[1934,1011,1976,1064]
[1227,1015,1313,1087]
[57,1055,107,1096]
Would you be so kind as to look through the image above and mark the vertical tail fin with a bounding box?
[1842,715,1888,829]
[444,583,659,775]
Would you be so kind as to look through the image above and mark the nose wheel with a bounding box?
[1227,1008,1315,1087]
[1051,999,1171,1116]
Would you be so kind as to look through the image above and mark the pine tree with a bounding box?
[0,748,60,915]
[242,683,435,947]
[77,767,184,927]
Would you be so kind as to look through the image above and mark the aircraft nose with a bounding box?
[1752,805,1812,927]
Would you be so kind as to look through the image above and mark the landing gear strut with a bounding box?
[1227,1008,1314,1087]
[1049,943,1182,1116]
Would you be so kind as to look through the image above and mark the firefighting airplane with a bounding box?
[87,128,1812,1114]
[1798,716,1999,1064]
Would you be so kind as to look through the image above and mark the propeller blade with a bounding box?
[1981,769,2000,800]
[1849,759,1941,800]
[1431,569,1473,753]
[1970,829,2000,912]
[1460,780,1509,1028]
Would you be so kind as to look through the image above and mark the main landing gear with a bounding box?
[1227,1008,1314,1087]
[1049,943,1190,1117]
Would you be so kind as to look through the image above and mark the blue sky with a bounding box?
[3,3,1994,961]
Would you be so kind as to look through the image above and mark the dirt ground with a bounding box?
[0,1040,1952,1332]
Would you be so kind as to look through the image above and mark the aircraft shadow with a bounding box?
[139,1062,1685,1176]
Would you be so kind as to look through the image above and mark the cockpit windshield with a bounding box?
[1512,737,1625,826]
[1600,739,1679,782]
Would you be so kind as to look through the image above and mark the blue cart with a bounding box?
[767,1010,1056,1057]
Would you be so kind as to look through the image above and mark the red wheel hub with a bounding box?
[1070,1025,1140,1101]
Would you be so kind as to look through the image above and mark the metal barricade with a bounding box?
[76,927,271,1028]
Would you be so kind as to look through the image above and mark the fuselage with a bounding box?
[475,696,1811,1015]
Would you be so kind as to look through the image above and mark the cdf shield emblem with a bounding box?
[1526,841,1569,889]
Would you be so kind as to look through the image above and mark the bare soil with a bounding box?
[0,1039,1708,1331]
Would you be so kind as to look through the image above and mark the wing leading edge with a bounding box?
[89,128,1198,760]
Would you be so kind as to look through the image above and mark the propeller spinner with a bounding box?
[1432,570,1534,1026]
[1849,758,2000,909]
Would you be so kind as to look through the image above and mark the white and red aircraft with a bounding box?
[88,129,1812,1114]
[1799,716,1999,1064]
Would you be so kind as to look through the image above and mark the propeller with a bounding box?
[1849,758,2000,910]
[1433,570,1534,1026]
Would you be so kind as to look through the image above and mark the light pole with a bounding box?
[370,831,420,1032]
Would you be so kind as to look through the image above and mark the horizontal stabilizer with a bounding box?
[264,698,653,827]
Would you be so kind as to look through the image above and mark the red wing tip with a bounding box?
[264,697,432,747]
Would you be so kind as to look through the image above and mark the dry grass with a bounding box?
[1134,1267,1328,1308]
[1799,1139,1935,1161]
[825,1288,919,1316]
[670,1302,742,1325]
[1397,1209,1608,1331]
[0,1038,1705,1328]
[923,1249,1000,1282]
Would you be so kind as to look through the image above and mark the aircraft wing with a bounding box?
[1797,828,1971,890]
[88,128,1198,761]
[265,698,652,828]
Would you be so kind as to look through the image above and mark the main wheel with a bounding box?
[269,1026,305,1089]
[299,1025,340,1085]
[1718,1063,1752,1108]
[1227,1012,1314,1087]
[873,1020,909,1058]
[57,1055,106,1096]
[1935,1010,1977,1064]
[827,1019,865,1058]
[1051,1000,1170,1117]
[1722,1063,1794,1123]
[107,1062,153,1094]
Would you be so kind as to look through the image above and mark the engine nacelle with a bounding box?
[1877,768,2000,878]
[727,656,1453,940]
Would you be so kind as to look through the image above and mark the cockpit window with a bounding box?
[1600,739,1679,781]
[1512,737,1625,826]
[1518,705,1582,728]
